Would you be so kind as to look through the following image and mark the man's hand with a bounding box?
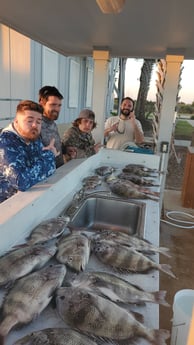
[94,143,104,153]
[42,138,60,157]
[129,111,136,122]
[66,146,77,159]
[104,121,119,137]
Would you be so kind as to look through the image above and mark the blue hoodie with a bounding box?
[0,124,56,202]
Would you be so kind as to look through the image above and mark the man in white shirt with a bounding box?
[104,97,144,149]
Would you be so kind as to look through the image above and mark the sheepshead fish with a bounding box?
[56,286,170,344]
[13,328,98,345]
[94,241,176,278]
[118,172,159,186]
[82,175,102,190]
[0,264,66,344]
[70,270,170,307]
[25,216,70,245]
[93,230,171,258]
[56,231,91,271]
[106,178,159,201]
[0,241,57,287]
[95,165,115,176]
[123,164,159,176]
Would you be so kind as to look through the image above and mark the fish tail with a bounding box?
[158,247,171,258]
[140,188,160,198]
[0,334,5,345]
[150,329,170,345]
[152,290,170,307]
[147,195,159,201]
[159,263,176,278]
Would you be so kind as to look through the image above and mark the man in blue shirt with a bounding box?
[0,100,58,203]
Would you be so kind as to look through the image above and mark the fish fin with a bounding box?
[151,329,170,345]
[118,300,146,308]
[136,249,157,256]
[159,264,177,279]
[152,291,170,307]
[117,338,139,345]
[158,247,172,258]
[129,311,144,323]
[0,335,4,345]
[127,282,145,291]
[7,242,29,250]
[4,280,15,290]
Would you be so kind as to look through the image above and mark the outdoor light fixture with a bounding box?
[96,0,126,14]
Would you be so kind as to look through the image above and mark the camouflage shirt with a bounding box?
[40,116,64,168]
[62,126,96,158]
[0,124,56,203]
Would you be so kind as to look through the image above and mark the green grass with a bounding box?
[174,120,194,139]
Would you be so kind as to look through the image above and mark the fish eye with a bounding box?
[60,295,65,300]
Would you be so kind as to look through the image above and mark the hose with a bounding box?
[161,210,194,229]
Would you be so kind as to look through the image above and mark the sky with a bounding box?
[125,58,194,104]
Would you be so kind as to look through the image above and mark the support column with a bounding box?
[92,49,110,144]
[157,55,184,212]
[157,55,184,148]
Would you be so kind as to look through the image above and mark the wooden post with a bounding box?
[191,131,194,146]
[182,147,194,208]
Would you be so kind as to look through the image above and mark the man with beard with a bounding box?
[0,100,58,202]
[39,85,64,168]
[104,97,144,149]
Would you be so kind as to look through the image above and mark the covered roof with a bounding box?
[0,0,194,59]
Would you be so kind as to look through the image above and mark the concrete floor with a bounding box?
[160,189,194,345]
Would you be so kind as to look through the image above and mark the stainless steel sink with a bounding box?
[68,196,146,236]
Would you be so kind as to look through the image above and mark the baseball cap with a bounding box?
[78,109,95,121]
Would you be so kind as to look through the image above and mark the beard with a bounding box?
[121,108,131,117]
[17,127,40,141]
[27,129,40,140]
[46,110,59,121]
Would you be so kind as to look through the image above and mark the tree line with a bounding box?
[177,102,194,115]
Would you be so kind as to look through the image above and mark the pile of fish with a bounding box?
[80,163,161,201]
[0,165,171,344]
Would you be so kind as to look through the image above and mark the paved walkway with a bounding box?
[187,119,194,126]
[163,190,194,215]
[174,139,191,147]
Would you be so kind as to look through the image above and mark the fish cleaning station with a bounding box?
[1,1,194,344]
[0,148,165,345]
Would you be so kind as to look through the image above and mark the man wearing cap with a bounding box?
[62,109,101,161]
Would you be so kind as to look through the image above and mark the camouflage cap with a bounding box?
[78,109,95,121]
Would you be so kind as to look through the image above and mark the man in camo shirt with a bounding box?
[62,109,101,161]
[39,85,64,168]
